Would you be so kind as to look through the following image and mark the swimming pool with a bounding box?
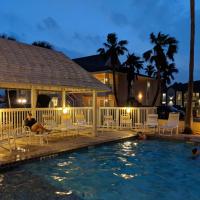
[1,139,200,200]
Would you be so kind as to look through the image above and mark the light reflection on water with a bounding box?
[3,139,199,200]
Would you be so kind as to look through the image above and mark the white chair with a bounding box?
[103,115,115,128]
[75,113,91,134]
[0,128,15,152]
[24,126,49,145]
[159,113,180,135]
[101,115,116,133]
[43,115,59,131]
[57,114,78,136]
[144,114,158,133]
[120,114,132,129]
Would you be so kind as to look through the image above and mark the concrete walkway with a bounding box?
[0,130,136,168]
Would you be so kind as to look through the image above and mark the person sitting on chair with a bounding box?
[24,113,50,133]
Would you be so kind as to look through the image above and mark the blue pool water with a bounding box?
[1,139,200,200]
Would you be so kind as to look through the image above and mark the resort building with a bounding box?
[162,81,200,116]
[73,55,159,107]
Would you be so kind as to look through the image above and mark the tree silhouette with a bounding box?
[124,53,143,102]
[32,41,53,49]
[143,32,178,106]
[98,33,128,106]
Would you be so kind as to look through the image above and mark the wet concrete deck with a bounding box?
[0,130,137,168]
[1,128,200,168]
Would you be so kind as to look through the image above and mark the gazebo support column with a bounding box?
[31,86,37,117]
[62,89,66,108]
[92,90,97,136]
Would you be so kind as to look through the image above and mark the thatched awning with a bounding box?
[0,39,109,92]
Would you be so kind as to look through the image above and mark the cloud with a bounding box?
[73,32,102,46]
[37,17,60,31]
[110,12,129,27]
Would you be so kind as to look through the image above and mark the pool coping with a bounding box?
[0,134,138,172]
[1,132,199,172]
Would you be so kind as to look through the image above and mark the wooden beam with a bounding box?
[92,90,97,136]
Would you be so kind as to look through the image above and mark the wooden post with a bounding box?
[31,86,37,117]
[62,89,66,108]
[92,90,97,136]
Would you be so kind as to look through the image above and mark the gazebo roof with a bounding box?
[0,39,109,92]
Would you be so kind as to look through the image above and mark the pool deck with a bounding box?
[0,130,137,168]
[1,129,200,169]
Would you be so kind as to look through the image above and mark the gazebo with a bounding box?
[0,38,109,136]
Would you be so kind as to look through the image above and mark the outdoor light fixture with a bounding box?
[63,107,70,114]
[17,98,27,104]
[105,99,108,102]
[104,78,108,83]
[138,93,143,101]
[126,107,131,113]
[147,81,150,88]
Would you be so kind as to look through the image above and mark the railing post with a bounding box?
[92,90,97,136]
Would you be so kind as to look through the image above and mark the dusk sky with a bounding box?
[0,0,199,82]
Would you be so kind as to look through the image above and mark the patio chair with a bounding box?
[159,113,180,135]
[43,115,59,131]
[24,126,49,145]
[143,114,158,133]
[120,114,132,129]
[101,115,116,133]
[57,114,78,136]
[75,113,91,134]
[0,127,15,152]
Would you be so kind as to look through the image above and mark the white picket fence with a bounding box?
[0,107,156,140]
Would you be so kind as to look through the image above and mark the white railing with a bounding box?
[0,107,93,140]
[98,107,157,127]
[0,106,156,140]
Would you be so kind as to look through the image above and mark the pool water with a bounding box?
[1,139,200,200]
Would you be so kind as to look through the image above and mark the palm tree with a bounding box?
[32,41,53,49]
[145,65,155,77]
[98,33,128,106]
[124,53,143,102]
[184,0,195,134]
[0,33,16,41]
[143,32,178,106]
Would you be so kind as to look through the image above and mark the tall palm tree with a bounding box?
[32,41,53,49]
[184,0,195,134]
[124,53,143,101]
[145,65,155,77]
[143,32,178,106]
[98,33,128,106]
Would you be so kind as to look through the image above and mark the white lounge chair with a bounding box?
[144,114,158,133]
[159,113,180,135]
[24,126,49,145]
[43,115,59,131]
[0,127,15,152]
[120,114,132,129]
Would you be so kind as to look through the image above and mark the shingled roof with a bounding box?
[73,54,120,72]
[0,39,109,92]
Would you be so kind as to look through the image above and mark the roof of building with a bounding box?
[73,54,120,72]
[169,81,200,92]
[0,39,109,92]
[73,54,154,79]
